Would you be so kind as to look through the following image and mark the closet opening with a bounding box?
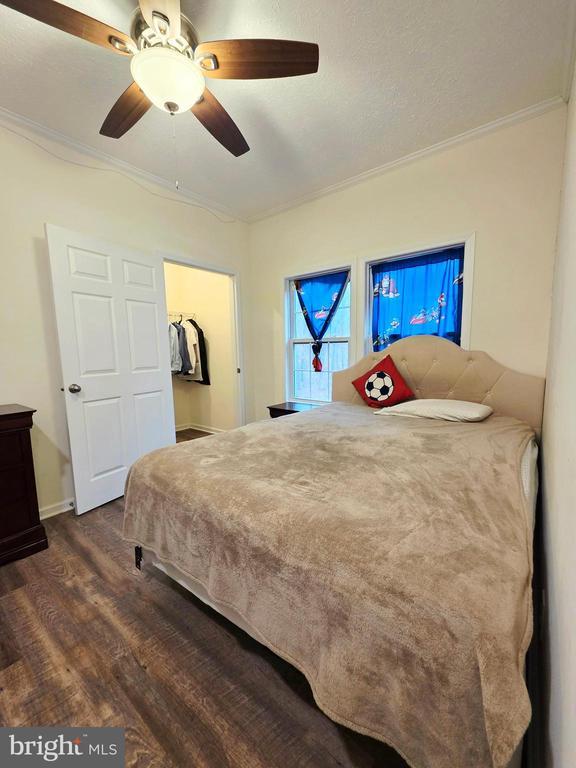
[164,260,243,443]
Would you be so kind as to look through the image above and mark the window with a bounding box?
[369,245,464,351]
[288,271,351,402]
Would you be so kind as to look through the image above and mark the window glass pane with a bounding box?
[294,311,310,339]
[323,281,350,338]
[294,342,310,371]
[310,371,330,402]
[293,369,311,400]
[329,342,349,372]
[325,306,350,338]
[340,282,351,308]
[293,286,300,313]
[291,342,349,402]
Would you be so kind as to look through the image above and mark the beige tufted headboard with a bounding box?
[332,336,545,435]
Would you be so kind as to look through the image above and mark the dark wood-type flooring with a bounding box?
[176,428,211,443]
[0,502,407,768]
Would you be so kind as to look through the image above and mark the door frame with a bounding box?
[159,251,246,429]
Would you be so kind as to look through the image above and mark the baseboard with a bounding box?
[189,422,224,434]
[40,498,75,520]
[176,422,224,434]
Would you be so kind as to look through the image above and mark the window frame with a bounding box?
[284,266,352,404]
[363,236,474,354]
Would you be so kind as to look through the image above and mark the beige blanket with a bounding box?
[123,402,534,768]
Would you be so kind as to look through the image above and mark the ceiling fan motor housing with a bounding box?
[127,8,206,115]
[130,8,199,54]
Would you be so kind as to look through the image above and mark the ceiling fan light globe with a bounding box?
[130,47,205,114]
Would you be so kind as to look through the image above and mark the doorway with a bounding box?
[164,261,242,441]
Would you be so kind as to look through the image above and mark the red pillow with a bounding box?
[352,355,414,408]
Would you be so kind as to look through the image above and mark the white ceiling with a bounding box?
[0,0,574,221]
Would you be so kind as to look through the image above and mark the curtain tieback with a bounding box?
[311,340,323,372]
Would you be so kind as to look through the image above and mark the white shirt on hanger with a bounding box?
[182,320,199,375]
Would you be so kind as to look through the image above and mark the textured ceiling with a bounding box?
[0,0,574,220]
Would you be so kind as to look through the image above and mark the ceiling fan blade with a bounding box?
[100,83,152,139]
[0,0,134,55]
[138,0,181,38]
[194,39,319,79]
[191,90,249,157]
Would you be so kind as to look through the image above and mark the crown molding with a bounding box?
[249,96,566,223]
[0,96,567,226]
[0,105,243,223]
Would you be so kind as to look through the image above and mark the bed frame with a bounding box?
[134,335,546,768]
[333,335,545,768]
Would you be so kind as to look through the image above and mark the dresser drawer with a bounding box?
[0,502,32,539]
[0,465,33,537]
[0,431,24,467]
[0,465,27,505]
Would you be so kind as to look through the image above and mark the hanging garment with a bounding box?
[188,318,210,385]
[182,320,199,375]
[173,322,193,374]
[168,323,182,373]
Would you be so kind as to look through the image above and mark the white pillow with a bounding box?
[375,398,493,422]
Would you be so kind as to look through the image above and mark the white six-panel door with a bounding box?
[47,225,175,514]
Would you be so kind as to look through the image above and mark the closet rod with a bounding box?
[168,310,197,318]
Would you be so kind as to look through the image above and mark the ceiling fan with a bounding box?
[0,0,320,156]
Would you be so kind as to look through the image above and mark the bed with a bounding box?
[123,335,544,768]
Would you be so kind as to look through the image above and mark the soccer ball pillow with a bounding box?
[352,355,414,408]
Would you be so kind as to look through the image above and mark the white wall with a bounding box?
[164,263,239,433]
[245,107,566,421]
[542,80,576,767]
[0,122,248,516]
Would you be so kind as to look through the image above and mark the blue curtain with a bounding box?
[371,246,464,351]
[295,270,350,371]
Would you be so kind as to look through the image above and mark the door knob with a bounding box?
[68,384,82,393]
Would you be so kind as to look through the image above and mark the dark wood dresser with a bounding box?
[0,405,48,566]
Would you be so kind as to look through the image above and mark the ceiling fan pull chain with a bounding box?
[172,115,180,192]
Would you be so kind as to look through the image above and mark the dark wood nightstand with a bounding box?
[0,404,48,566]
[267,401,321,418]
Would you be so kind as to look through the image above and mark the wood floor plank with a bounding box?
[0,559,27,598]
[0,602,20,671]
[0,500,408,768]
[176,428,211,443]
